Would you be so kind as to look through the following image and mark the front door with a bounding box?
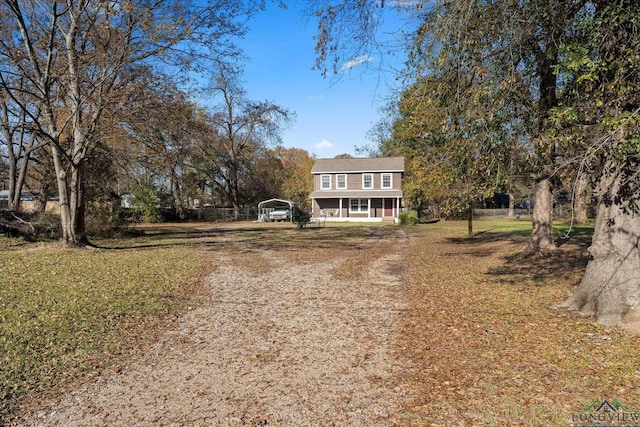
[384,199,393,217]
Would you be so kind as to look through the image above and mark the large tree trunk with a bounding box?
[507,191,516,218]
[70,162,87,244]
[51,144,72,242]
[6,155,20,212]
[51,144,87,246]
[572,170,591,224]
[560,162,640,330]
[530,177,556,251]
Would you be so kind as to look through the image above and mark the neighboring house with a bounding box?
[310,157,404,222]
[120,192,136,209]
[0,190,35,202]
[0,190,55,213]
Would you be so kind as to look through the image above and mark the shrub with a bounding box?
[85,198,126,238]
[291,205,311,229]
[398,210,419,225]
[130,185,161,223]
[32,210,62,239]
[1,210,61,240]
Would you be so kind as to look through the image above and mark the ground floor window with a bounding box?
[349,198,369,213]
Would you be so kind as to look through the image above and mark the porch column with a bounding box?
[311,197,315,217]
[339,198,342,218]
[368,198,371,218]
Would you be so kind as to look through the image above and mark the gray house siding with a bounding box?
[310,157,404,222]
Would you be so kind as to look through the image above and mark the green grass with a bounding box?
[417,217,594,247]
[0,240,207,422]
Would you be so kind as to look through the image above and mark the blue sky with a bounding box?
[237,2,410,158]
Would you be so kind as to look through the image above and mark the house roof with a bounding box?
[311,157,404,174]
[311,190,403,199]
[0,190,35,201]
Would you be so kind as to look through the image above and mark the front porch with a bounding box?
[311,196,402,222]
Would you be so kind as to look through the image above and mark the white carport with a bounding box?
[257,198,294,222]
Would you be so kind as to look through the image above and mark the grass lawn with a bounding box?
[0,222,385,422]
[0,231,211,422]
[396,218,640,425]
[1,218,638,425]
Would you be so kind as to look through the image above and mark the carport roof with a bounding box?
[257,198,293,207]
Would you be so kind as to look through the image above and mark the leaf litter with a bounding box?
[10,221,640,426]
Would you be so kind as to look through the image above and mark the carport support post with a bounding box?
[289,200,293,222]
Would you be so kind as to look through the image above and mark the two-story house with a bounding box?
[310,157,404,222]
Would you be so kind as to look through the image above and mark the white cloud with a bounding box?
[387,0,432,9]
[314,139,334,150]
[341,55,374,72]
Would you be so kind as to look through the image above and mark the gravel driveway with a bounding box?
[16,228,412,426]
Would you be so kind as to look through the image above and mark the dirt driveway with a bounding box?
[16,227,413,426]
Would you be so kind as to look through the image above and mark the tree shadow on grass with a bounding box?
[554,224,595,247]
[445,225,593,286]
[443,229,532,258]
[92,223,394,253]
[489,247,590,286]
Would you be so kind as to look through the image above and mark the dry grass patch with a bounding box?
[0,222,396,423]
[330,225,399,281]
[6,222,414,426]
[6,219,637,426]
[0,234,210,423]
[394,220,640,426]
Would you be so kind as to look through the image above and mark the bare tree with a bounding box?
[194,67,292,219]
[0,0,261,245]
[0,80,45,212]
[116,71,205,219]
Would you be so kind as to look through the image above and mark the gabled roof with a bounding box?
[257,198,293,208]
[311,157,404,174]
[311,189,403,199]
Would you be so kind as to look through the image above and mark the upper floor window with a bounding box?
[336,174,347,189]
[321,174,331,190]
[381,173,392,189]
[362,173,373,189]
